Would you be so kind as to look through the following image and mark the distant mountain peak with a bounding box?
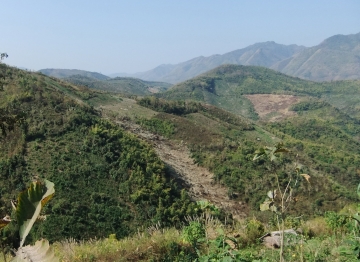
[273,31,360,81]
[107,32,360,84]
[131,41,305,84]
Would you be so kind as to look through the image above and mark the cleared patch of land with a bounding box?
[100,99,248,220]
[119,119,249,220]
[99,97,158,119]
[245,94,301,121]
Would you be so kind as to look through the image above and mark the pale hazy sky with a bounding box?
[1,1,359,74]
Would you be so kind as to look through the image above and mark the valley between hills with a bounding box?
[2,32,360,261]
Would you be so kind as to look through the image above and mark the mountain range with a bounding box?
[3,28,360,260]
[3,53,360,260]
[39,32,360,85]
[123,32,360,83]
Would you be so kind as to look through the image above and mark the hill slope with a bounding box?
[132,42,305,84]
[159,64,360,120]
[159,65,317,119]
[64,75,172,96]
[0,65,196,244]
[39,68,110,80]
[111,95,359,215]
[2,63,360,247]
[271,32,360,81]
[119,32,360,83]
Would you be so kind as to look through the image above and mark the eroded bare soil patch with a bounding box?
[245,94,301,121]
[113,119,248,220]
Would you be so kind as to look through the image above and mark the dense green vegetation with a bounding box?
[137,96,253,129]
[134,97,356,215]
[2,61,360,260]
[0,65,197,246]
[159,64,360,120]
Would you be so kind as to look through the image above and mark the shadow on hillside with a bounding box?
[164,163,191,191]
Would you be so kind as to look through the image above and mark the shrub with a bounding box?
[182,221,206,246]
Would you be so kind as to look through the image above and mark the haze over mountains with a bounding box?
[114,32,360,83]
[271,32,360,81]
[39,68,110,80]
[39,32,360,85]
[130,42,306,84]
[3,31,360,260]
[38,69,172,95]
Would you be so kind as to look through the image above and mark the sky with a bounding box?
[1,1,359,75]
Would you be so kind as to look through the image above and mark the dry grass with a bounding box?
[53,228,183,262]
[99,97,158,121]
[303,217,330,237]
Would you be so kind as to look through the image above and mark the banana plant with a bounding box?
[7,179,58,262]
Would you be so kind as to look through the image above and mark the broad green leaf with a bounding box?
[357,183,360,199]
[12,239,58,262]
[260,200,273,211]
[16,180,55,247]
[260,202,270,211]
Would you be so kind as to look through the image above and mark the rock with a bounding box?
[260,229,298,249]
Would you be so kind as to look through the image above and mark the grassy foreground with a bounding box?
[1,213,359,262]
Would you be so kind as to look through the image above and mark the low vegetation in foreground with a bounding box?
[2,211,360,261]
[2,62,360,261]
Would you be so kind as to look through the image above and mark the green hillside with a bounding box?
[39,68,110,80]
[0,65,196,244]
[134,97,358,212]
[159,64,360,120]
[150,65,360,212]
[64,75,172,96]
[2,63,360,260]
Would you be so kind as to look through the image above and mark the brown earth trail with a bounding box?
[115,119,248,220]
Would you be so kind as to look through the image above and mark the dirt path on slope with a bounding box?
[116,120,248,220]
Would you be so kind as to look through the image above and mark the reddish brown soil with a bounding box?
[245,94,301,121]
